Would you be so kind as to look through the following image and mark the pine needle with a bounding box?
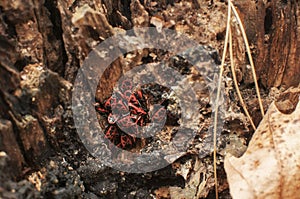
[229,28,257,130]
[229,1,265,117]
[213,1,231,198]
[213,1,265,198]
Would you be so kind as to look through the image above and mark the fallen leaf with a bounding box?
[225,99,300,199]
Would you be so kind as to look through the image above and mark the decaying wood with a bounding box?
[0,120,24,176]
[235,0,300,88]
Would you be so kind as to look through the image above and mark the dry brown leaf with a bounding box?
[225,100,300,199]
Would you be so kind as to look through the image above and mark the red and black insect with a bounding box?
[95,79,168,149]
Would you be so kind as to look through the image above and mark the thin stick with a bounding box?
[229,2,265,117]
[213,1,231,198]
[229,28,257,130]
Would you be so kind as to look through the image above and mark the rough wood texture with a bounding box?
[235,0,300,88]
[0,120,24,176]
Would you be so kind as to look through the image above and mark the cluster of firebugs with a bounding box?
[95,79,166,149]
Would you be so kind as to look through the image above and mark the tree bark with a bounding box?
[235,0,300,88]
